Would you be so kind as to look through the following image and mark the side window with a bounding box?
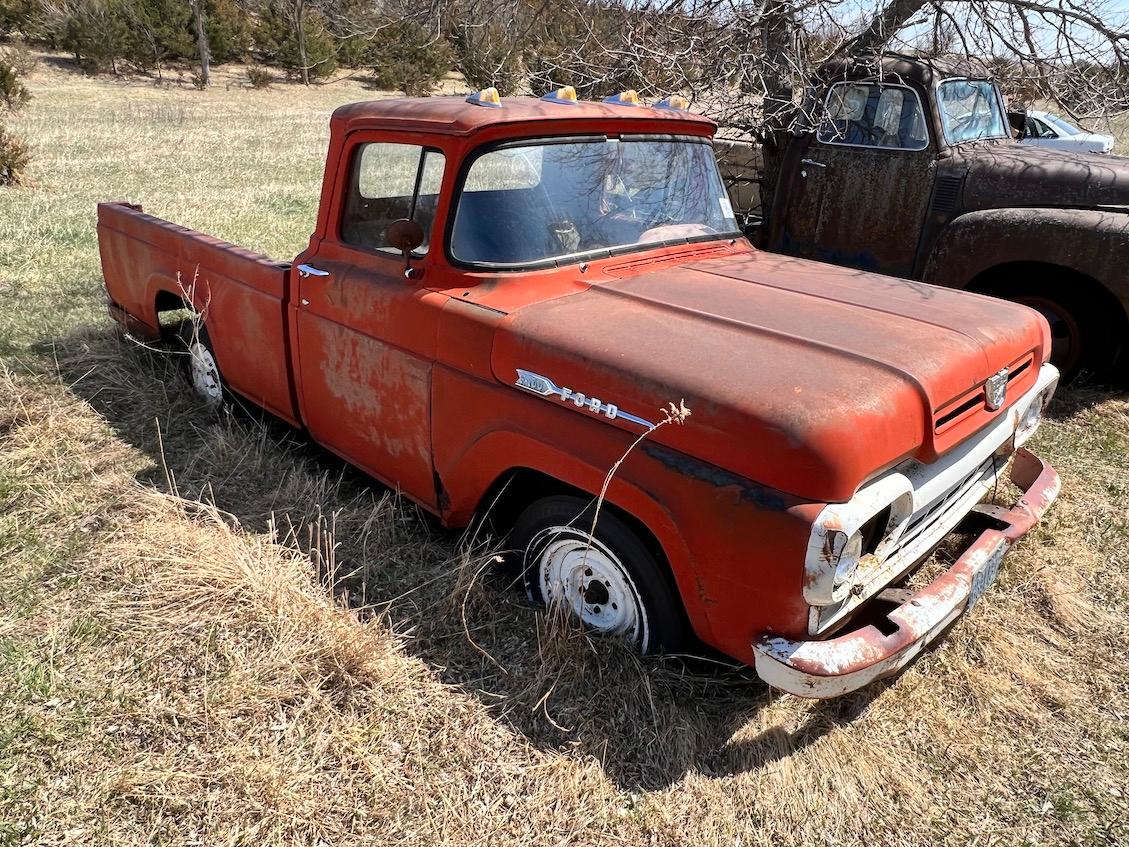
[818,83,928,150]
[463,146,543,192]
[341,142,446,254]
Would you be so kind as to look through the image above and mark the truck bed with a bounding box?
[97,201,300,424]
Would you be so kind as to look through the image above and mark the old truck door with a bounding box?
[777,81,936,277]
[292,136,448,507]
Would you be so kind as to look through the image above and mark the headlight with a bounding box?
[807,495,906,607]
[830,531,863,601]
[1015,380,1057,446]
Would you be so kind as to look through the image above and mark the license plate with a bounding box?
[967,541,1007,610]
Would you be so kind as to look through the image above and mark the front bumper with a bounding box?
[753,448,1060,698]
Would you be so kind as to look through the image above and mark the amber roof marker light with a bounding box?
[655,95,690,111]
[540,86,580,105]
[603,90,642,106]
[466,87,502,108]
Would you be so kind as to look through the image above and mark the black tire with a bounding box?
[991,278,1124,383]
[177,320,227,408]
[510,495,688,654]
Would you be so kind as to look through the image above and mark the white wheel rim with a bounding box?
[534,527,647,645]
[188,341,222,406]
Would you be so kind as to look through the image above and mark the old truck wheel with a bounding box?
[997,278,1122,383]
[178,322,225,408]
[1015,293,1086,380]
[510,495,687,654]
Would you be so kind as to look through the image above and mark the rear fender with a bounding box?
[148,269,298,423]
[149,272,213,326]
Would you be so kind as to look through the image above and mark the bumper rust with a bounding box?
[753,448,1060,699]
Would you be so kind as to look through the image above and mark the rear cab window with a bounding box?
[341,142,446,254]
[817,82,929,150]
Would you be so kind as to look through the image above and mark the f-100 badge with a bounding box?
[515,369,656,429]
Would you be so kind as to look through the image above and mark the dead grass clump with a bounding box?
[106,493,398,696]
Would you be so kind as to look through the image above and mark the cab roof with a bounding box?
[817,53,994,87]
[331,95,716,137]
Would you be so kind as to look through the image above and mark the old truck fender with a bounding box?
[436,425,718,643]
[147,268,299,425]
[923,206,1129,302]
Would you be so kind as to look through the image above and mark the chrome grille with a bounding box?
[812,455,1002,635]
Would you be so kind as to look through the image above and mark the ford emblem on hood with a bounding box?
[985,368,1009,411]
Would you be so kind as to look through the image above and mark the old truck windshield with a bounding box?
[938,80,1008,144]
[450,137,740,267]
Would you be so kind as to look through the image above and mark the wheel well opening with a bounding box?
[475,467,682,604]
[968,261,1123,317]
[967,261,1129,377]
[154,290,195,340]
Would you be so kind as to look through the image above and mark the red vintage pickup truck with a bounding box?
[98,87,1061,698]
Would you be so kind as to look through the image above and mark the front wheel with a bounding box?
[510,495,688,654]
[988,277,1124,383]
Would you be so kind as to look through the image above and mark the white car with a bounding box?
[1019,109,1115,154]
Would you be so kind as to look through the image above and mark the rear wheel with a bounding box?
[510,495,688,654]
[178,321,225,408]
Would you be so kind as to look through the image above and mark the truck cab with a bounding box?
[761,54,1129,380]
[98,87,1061,699]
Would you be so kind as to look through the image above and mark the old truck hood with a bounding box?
[491,250,1047,503]
[963,143,1129,210]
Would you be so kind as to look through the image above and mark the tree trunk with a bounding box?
[838,0,930,58]
[757,0,798,233]
[760,0,798,133]
[192,0,210,87]
[296,0,309,86]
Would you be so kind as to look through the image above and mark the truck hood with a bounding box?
[963,142,1129,210]
[492,250,1047,503]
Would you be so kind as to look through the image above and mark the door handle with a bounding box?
[800,158,828,179]
[297,263,330,278]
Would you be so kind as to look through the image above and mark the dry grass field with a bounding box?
[1,58,1128,846]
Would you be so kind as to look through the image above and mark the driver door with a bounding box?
[781,82,936,278]
[293,138,447,507]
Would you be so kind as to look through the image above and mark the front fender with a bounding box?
[432,367,822,662]
[923,207,1129,302]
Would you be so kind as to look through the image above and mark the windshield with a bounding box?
[937,80,1008,144]
[1043,113,1081,136]
[450,137,740,267]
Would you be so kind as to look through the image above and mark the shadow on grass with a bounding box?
[49,326,894,790]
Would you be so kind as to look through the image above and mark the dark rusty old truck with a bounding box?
[99,86,1060,698]
[751,54,1129,381]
